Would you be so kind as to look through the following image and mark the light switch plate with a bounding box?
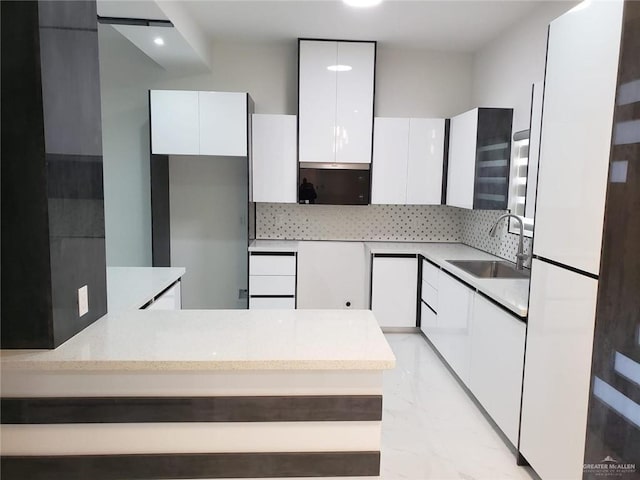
[78,285,89,317]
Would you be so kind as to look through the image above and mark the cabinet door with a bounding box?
[150,90,199,155]
[296,241,366,309]
[446,109,477,209]
[469,295,525,446]
[298,40,337,163]
[371,256,418,328]
[371,118,409,204]
[199,91,247,157]
[433,271,474,384]
[251,114,297,203]
[407,118,445,205]
[335,41,375,164]
[520,259,598,480]
[533,0,623,274]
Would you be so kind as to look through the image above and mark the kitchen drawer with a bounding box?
[249,255,296,276]
[420,301,437,334]
[421,280,438,312]
[422,259,440,288]
[250,275,296,296]
[249,297,296,310]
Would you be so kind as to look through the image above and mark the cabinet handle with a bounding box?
[346,301,351,307]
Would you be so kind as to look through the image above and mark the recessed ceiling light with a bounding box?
[327,65,353,72]
[154,37,165,46]
[343,0,383,7]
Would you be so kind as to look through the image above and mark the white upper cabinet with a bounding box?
[298,39,375,164]
[251,114,297,203]
[532,0,623,274]
[446,108,513,210]
[150,90,199,155]
[372,117,445,205]
[371,118,410,204]
[446,108,478,209]
[335,42,376,164]
[407,118,445,205]
[298,41,337,163]
[150,90,249,157]
[199,91,247,157]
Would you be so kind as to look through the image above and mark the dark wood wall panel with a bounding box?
[1,395,383,424]
[583,1,640,476]
[1,0,107,349]
[1,452,381,480]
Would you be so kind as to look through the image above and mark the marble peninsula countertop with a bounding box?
[107,266,186,312]
[0,309,396,372]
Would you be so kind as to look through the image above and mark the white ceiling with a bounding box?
[178,0,560,52]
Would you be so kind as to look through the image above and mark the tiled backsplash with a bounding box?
[256,203,532,265]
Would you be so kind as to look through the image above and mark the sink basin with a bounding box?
[446,260,530,279]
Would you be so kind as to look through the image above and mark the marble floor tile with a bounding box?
[211,333,535,480]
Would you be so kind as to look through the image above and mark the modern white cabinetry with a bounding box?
[419,260,526,447]
[296,241,367,309]
[469,295,525,446]
[372,118,445,205]
[371,118,409,204]
[406,118,445,205]
[298,39,375,164]
[248,253,297,309]
[371,255,418,328]
[251,114,297,203]
[520,259,599,480]
[150,90,249,157]
[446,109,477,209]
[150,90,199,156]
[145,281,182,311]
[199,91,247,157]
[431,270,474,384]
[532,0,623,276]
[446,108,513,210]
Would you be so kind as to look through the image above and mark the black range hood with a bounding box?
[298,163,370,205]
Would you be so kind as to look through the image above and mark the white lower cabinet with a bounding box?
[422,265,526,447]
[431,271,474,384]
[520,259,598,480]
[146,282,182,310]
[469,295,525,446]
[371,256,418,328]
[296,242,367,310]
[249,297,296,310]
[248,253,297,309]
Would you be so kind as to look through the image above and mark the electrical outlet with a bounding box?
[78,285,89,317]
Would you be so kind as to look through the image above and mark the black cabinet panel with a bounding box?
[1,0,106,349]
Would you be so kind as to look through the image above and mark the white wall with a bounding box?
[376,47,473,118]
[169,156,248,309]
[471,1,577,132]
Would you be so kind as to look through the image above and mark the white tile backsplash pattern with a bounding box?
[256,203,532,266]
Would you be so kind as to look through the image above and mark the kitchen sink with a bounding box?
[446,260,530,279]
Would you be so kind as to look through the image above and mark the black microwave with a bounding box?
[298,163,370,205]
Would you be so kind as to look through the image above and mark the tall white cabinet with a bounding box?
[531,0,623,276]
[251,114,297,203]
[519,1,624,479]
[372,118,445,205]
[298,39,375,164]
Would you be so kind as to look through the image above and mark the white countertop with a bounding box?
[107,267,186,312]
[366,242,529,317]
[249,240,299,252]
[0,309,396,372]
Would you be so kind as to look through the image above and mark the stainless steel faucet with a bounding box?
[489,213,529,270]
